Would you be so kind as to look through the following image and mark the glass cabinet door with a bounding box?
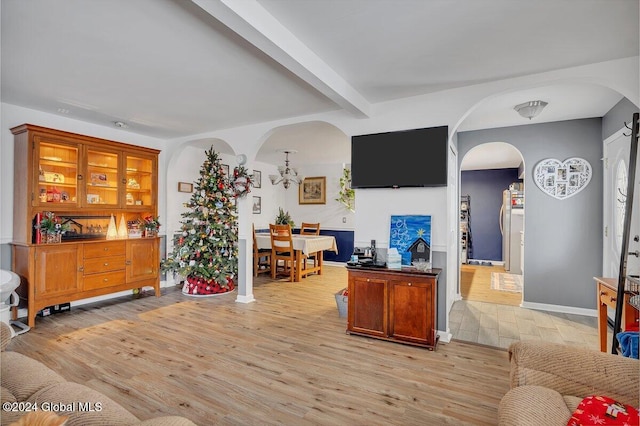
[124,154,155,208]
[35,139,79,207]
[85,149,120,207]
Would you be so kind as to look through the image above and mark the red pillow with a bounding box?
[568,395,639,426]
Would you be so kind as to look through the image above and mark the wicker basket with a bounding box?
[334,289,348,318]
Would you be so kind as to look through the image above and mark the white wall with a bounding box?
[166,151,356,232]
[281,163,355,231]
[354,187,447,251]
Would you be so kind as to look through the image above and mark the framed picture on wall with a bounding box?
[253,170,261,188]
[252,196,261,214]
[177,182,193,193]
[299,176,326,205]
[221,164,230,177]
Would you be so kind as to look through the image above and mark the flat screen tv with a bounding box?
[351,125,448,188]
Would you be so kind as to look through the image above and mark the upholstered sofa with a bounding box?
[0,322,196,426]
[499,341,639,425]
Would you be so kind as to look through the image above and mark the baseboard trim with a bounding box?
[235,294,256,304]
[521,301,597,317]
[465,259,504,266]
[437,330,452,343]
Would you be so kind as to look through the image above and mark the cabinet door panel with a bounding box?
[35,138,79,208]
[390,280,433,345]
[35,245,81,297]
[85,148,121,207]
[127,239,158,283]
[349,275,387,336]
[124,154,156,209]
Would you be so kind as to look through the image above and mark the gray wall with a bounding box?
[602,98,639,140]
[459,119,603,309]
[433,251,446,329]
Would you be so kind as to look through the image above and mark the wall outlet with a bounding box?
[342,217,346,223]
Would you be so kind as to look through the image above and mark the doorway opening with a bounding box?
[459,142,524,307]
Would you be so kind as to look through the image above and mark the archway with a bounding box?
[253,121,352,244]
[459,142,525,306]
[163,138,238,291]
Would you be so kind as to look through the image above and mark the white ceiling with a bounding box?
[1,0,638,167]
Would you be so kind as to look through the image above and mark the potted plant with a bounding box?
[140,215,161,237]
[335,167,355,212]
[36,211,69,243]
[275,207,295,229]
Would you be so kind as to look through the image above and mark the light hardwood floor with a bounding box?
[7,266,511,426]
[460,264,521,306]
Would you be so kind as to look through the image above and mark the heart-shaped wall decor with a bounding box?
[533,157,592,200]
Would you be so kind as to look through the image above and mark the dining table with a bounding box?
[255,233,338,281]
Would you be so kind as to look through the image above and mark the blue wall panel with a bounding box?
[259,228,354,263]
[318,230,354,262]
[460,168,520,261]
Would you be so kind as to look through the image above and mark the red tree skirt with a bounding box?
[182,275,235,297]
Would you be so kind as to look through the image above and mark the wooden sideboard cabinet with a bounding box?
[10,124,161,328]
[595,276,640,352]
[346,266,440,350]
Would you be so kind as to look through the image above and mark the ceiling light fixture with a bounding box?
[113,121,128,128]
[514,100,548,120]
[269,150,303,189]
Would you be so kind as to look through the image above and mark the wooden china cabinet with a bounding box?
[10,124,161,328]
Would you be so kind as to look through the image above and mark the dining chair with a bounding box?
[300,222,321,235]
[253,224,271,277]
[269,223,297,282]
[300,222,321,269]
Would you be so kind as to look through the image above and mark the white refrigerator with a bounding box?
[500,190,524,274]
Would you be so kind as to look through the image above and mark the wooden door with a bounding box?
[126,238,158,283]
[348,273,387,337]
[34,244,81,298]
[389,279,434,346]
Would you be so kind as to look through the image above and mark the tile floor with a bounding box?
[449,299,609,351]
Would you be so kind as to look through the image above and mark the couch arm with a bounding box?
[508,341,639,406]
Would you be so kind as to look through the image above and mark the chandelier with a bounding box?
[269,150,303,189]
[514,100,548,120]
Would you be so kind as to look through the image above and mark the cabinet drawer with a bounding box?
[83,271,126,291]
[83,255,126,274]
[599,284,618,309]
[84,241,126,258]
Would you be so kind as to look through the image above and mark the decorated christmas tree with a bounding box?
[162,147,238,296]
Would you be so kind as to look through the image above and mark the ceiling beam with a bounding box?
[191,0,370,118]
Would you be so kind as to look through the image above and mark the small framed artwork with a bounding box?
[252,196,261,214]
[221,164,230,177]
[253,170,262,188]
[178,182,193,193]
[299,176,326,205]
